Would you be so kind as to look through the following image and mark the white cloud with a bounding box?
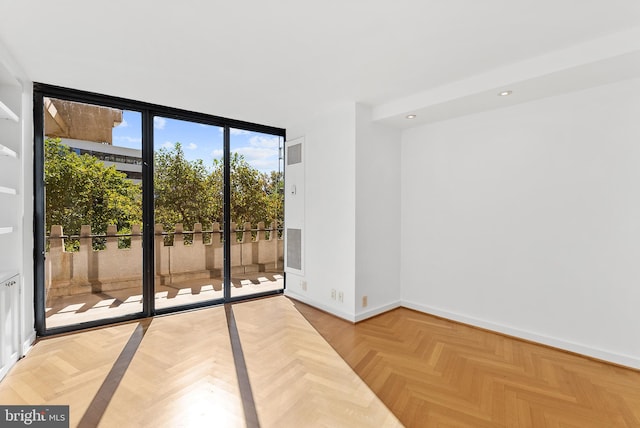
[234,145,279,172]
[230,135,282,172]
[161,141,173,149]
[117,119,129,128]
[186,143,198,150]
[247,158,279,169]
[209,135,282,171]
[249,135,280,149]
[154,117,166,130]
[114,136,141,143]
[235,146,276,160]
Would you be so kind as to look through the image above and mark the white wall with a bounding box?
[355,104,401,320]
[401,77,640,368]
[284,102,357,320]
[284,103,402,322]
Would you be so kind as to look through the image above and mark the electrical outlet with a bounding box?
[300,280,307,291]
[331,289,336,300]
[338,291,344,303]
[362,296,368,307]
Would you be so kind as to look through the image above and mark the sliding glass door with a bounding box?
[229,129,284,299]
[152,117,224,310]
[42,98,144,329]
[34,84,286,334]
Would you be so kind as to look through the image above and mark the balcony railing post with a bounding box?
[194,223,203,245]
[154,224,167,280]
[80,225,92,251]
[230,222,242,268]
[210,222,222,272]
[242,222,252,243]
[270,220,278,268]
[78,225,92,284]
[106,225,118,251]
[257,221,266,241]
[211,222,222,247]
[174,223,183,245]
[131,224,141,247]
[49,225,64,253]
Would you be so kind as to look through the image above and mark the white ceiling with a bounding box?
[1,1,640,129]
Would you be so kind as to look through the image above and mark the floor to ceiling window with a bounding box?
[229,129,284,299]
[41,97,145,329]
[152,116,225,311]
[34,84,285,335]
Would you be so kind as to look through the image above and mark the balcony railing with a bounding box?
[45,222,284,297]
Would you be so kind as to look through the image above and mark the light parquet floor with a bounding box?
[99,305,246,428]
[233,298,400,427]
[4,295,638,427]
[0,296,400,427]
[294,302,640,428]
[0,323,139,424]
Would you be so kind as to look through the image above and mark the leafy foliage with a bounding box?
[157,145,283,230]
[45,139,284,244]
[45,138,142,241]
[154,143,218,231]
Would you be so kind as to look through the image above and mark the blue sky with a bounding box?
[111,111,282,173]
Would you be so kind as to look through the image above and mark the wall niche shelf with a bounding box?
[0,47,27,384]
[0,226,14,235]
[0,186,17,195]
[0,100,19,122]
[0,143,17,158]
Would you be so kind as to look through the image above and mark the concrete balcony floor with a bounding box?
[45,270,284,329]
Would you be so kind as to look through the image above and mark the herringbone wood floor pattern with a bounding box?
[0,323,139,424]
[233,298,400,427]
[98,306,246,427]
[0,297,400,427]
[295,301,640,428]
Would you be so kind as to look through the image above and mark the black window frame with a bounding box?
[33,83,286,336]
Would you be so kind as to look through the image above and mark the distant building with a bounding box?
[59,138,142,183]
[44,97,142,183]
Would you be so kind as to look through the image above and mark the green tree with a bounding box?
[209,153,282,227]
[154,143,217,230]
[265,170,284,228]
[44,138,142,244]
[45,139,283,246]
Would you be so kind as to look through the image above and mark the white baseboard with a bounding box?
[401,299,640,370]
[0,353,19,382]
[0,332,35,382]
[285,290,356,322]
[22,330,36,356]
[355,300,401,322]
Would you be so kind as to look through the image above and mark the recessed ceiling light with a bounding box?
[406,114,417,119]
[498,90,513,97]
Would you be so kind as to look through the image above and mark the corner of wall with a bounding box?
[283,102,358,319]
[398,78,640,369]
[285,289,356,323]
[354,103,402,318]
